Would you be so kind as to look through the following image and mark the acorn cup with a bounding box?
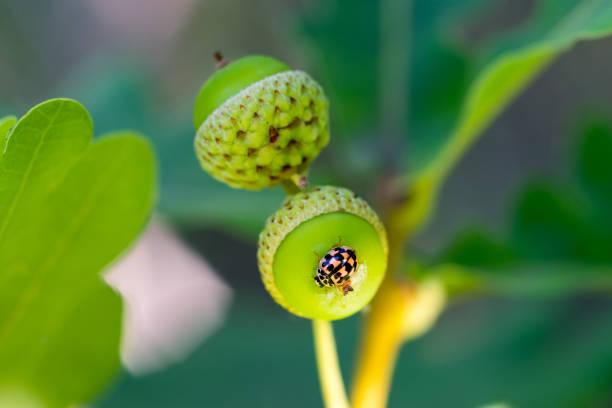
[194,55,330,190]
[257,186,388,320]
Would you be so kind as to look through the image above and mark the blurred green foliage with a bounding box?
[0,99,156,407]
[301,0,612,177]
[95,297,612,408]
[427,119,612,299]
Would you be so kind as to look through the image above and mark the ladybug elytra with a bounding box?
[314,245,357,295]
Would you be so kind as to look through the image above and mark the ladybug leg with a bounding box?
[339,280,353,296]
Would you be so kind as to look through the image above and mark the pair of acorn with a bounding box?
[194,55,388,320]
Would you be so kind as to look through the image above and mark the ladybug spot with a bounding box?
[237,130,246,140]
[281,165,292,172]
[247,148,256,156]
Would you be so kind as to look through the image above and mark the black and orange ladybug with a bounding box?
[314,245,358,295]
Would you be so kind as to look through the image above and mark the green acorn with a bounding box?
[258,186,388,320]
[194,55,330,190]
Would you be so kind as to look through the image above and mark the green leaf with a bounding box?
[414,0,612,179]
[402,0,612,235]
[0,99,92,236]
[0,115,16,152]
[427,263,612,297]
[0,99,156,407]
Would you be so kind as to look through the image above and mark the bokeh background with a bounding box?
[2,0,612,407]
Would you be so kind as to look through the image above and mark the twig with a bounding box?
[313,320,350,408]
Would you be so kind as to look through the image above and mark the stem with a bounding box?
[214,51,229,69]
[281,179,301,195]
[351,218,410,408]
[351,276,445,408]
[351,281,410,408]
[312,320,350,408]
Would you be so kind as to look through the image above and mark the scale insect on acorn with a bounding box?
[193,53,388,320]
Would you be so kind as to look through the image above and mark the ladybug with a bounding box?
[314,246,357,296]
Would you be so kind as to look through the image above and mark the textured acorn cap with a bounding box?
[258,186,388,319]
[194,70,329,190]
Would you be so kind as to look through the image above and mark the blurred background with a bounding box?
[2,0,612,407]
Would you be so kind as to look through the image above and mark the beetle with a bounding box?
[314,245,357,295]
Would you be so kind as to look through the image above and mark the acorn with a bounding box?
[257,186,388,320]
[194,54,330,190]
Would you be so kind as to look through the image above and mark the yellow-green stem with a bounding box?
[281,179,301,195]
[351,180,419,408]
[351,279,412,408]
[312,320,350,408]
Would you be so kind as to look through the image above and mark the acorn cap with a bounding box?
[194,68,329,190]
[258,186,388,320]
